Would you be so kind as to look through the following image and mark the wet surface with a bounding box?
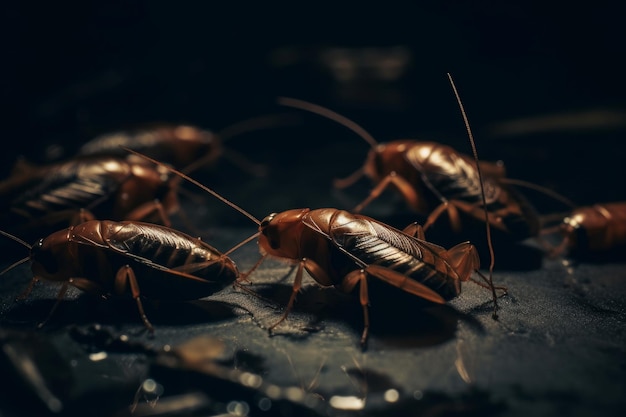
[2,3,626,417]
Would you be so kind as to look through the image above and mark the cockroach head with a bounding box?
[258,209,310,257]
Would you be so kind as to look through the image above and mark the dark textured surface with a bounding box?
[2,2,626,416]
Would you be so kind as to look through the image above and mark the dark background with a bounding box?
[2,2,626,417]
[3,1,626,209]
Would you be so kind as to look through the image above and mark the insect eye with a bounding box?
[267,233,280,250]
[260,213,277,229]
[259,214,281,249]
[31,239,59,274]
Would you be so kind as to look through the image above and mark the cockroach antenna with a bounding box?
[446,72,499,319]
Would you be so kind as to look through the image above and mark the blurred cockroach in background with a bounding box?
[0,113,299,242]
[72,113,301,177]
[0,154,185,243]
[125,132,504,349]
[540,201,626,262]
[0,220,239,332]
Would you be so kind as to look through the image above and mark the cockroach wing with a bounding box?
[404,144,499,204]
[304,211,461,300]
[405,144,539,239]
[5,159,124,219]
[365,264,446,304]
[71,222,228,276]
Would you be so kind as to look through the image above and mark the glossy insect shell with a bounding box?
[30,220,238,300]
[78,124,220,169]
[258,208,478,301]
[364,140,540,240]
[560,202,626,256]
[0,155,180,238]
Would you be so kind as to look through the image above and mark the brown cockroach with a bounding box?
[125,133,503,348]
[0,220,239,331]
[542,201,626,260]
[276,96,574,244]
[75,113,299,177]
[0,154,184,241]
[77,123,221,168]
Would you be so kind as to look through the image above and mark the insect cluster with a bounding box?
[1,74,623,353]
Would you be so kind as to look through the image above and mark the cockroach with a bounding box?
[0,220,239,331]
[542,201,626,260]
[276,96,573,244]
[77,123,220,168]
[125,126,503,349]
[75,113,299,177]
[0,154,184,241]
